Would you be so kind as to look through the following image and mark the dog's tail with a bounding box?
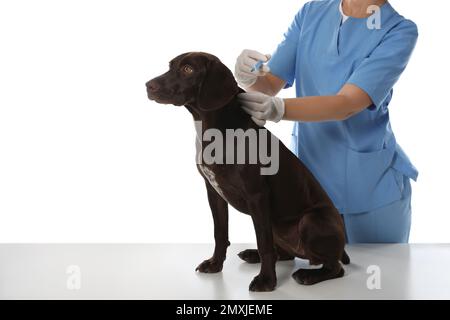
[341,250,350,265]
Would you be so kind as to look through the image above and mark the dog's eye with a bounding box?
[182,65,194,74]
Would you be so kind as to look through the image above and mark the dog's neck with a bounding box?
[185,88,254,132]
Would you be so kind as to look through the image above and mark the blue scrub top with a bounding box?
[267,0,419,214]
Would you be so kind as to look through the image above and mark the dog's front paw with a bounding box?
[249,274,277,292]
[195,258,223,273]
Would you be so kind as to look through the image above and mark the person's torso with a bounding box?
[291,0,418,214]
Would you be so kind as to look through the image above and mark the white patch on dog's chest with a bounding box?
[198,164,229,201]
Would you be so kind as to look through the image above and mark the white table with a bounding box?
[0,244,449,299]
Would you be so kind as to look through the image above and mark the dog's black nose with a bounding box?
[147,80,160,93]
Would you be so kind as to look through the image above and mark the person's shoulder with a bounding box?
[386,16,419,41]
[385,3,419,37]
[398,19,418,37]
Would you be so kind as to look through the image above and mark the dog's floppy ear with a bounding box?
[197,60,239,111]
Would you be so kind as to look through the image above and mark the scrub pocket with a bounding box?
[345,146,403,214]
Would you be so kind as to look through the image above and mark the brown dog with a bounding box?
[146,52,349,292]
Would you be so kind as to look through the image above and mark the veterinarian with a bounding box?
[235,0,418,243]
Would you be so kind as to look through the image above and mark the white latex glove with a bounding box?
[234,49,271,88]
[238,92,285,127]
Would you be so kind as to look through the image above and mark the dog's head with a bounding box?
[146,52,239,111]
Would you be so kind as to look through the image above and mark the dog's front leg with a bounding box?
[248,193,277,292]
[195,181,229,273]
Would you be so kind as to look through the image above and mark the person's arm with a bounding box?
[283,83,373,122]
[238,83,373,126]
[246,73,287,97]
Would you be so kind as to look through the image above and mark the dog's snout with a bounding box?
[147,80,160,93]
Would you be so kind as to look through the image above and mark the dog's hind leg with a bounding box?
[292,210,346,285]
[238,245,295,264]
[292,260,344,285]
[237,249,260,264]
[277,247,296,261]
[341,250,350,265]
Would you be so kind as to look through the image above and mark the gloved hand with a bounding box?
[234,49,271,88]
[238,92,285,127]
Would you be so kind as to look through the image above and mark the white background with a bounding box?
[0,0,448,243]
